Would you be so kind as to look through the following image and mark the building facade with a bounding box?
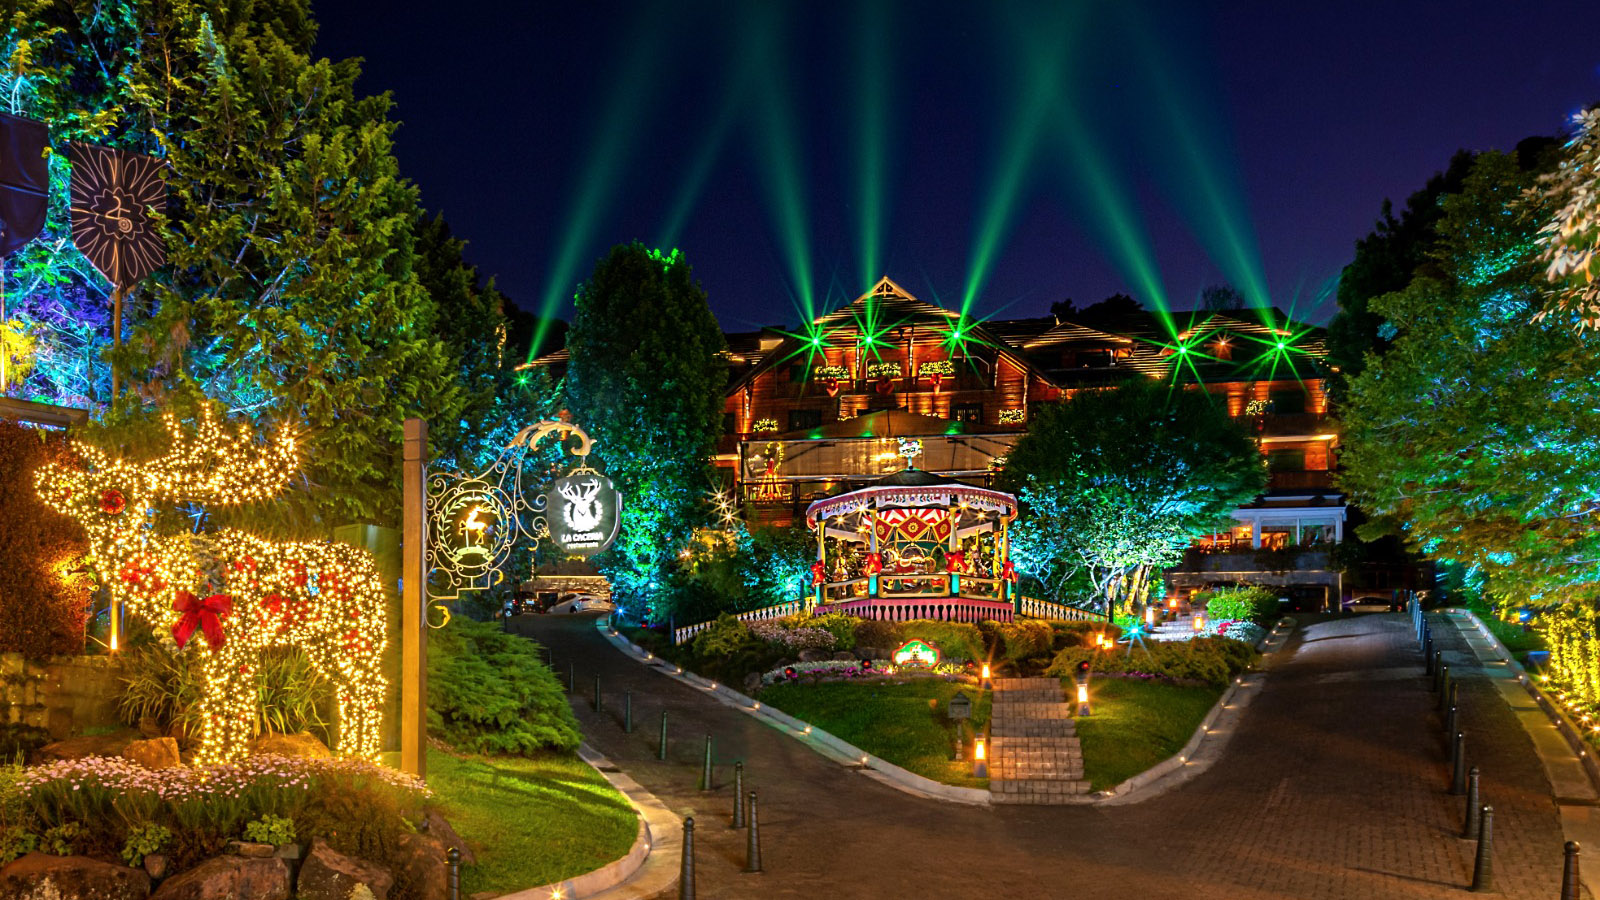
[529,277,1360,606]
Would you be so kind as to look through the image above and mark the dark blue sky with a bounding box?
[315,1,1600,329]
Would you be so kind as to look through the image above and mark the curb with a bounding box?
[1096,615,1295,805]
[596,618,991,805]
[497,743,680,900]
[1443,607,1600,794]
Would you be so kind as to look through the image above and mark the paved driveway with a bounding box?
[513,612,1570,899]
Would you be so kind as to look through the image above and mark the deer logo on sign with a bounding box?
[558,478,605,533]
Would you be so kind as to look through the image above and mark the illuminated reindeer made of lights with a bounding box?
[35,412,388,764]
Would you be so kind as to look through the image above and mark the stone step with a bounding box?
[993,700,1073,717]
[993,691,1065,704]
[989,778,1092,802]
[991,677,1064,691]
[991,719,1076,737]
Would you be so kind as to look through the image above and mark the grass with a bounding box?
[1073,676,1224,790]
[758,678,992,789]
[426,748,639,894]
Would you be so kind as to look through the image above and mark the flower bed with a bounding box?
[757,659,972,686]
[3,754,428,870]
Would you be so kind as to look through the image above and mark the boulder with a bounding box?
[296,838,393,900]
[0,852,151,900]
[421,810,475,866]
[248,732,331,759]
[391,833,448,900]
[741,671,762,694]
[143,855,169,881]
[225,841,276,859]
[38,730,138,761]
[123,737,183,769]
[857,647,885,661]
[831,651,857,662]
[149,856,291,900]
[138,716,165,740]
[797,649,831,662]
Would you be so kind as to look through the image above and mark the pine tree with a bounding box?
[564,243,727,622]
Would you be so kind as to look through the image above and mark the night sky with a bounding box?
[314,1,1600,332]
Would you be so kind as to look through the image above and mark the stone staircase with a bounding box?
[988,677,1091,804]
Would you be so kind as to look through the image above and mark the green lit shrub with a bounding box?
[243,813,296,845]
[120,822,171,866]
[805,613,858,650]
[994,619,1055,663]
[1048,621,1122,649]
[1044,635,1257,687]
[851,618,902,652]
[689,615,752,659]
[899,620,983,662]
[428,617,580,755]
[1199,585,1279,625]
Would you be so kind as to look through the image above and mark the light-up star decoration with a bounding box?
[67,142,167,288]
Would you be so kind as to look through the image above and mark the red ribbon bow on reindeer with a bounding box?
[171,591,233,651]
[1001,559,1018,582]
[810,560,826,585]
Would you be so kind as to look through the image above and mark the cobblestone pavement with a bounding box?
[515,612,1575,899]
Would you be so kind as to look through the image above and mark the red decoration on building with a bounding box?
[171,591,233,651]
[864,553,883,576]
[945,551,966,574]
[1001,559,1017,582]
[810,559,826,585]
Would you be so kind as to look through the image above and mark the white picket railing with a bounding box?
[1017,596,1108,623]
[672,600,806,646]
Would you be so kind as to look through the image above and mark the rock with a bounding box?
[38,730,138,761]
[741,671,762,694]
[797,649,831,662]
[226,841,276,859]
[391,833,447,900]
[248,732,331,759]
[421,810,475,866]
[856,647,885,661]
[272,844,301,861]
[296,838,393,900]
[149,856,290,900]
[0,852,152,900]
[831,651,856,661]
[138,716,165,739]
[143,855,169,881]
[123,737,183,769]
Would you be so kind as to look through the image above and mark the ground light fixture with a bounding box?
[973,736,988,778]
[1075,660,1092,716]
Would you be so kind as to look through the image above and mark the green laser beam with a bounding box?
[529,8,670,360]
[854,0,893,289]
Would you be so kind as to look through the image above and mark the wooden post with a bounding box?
[110,284,125,398]
[401,417,428,777]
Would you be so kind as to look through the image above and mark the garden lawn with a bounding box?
[758,678,991,789]
[426,748,639,894]
[1072,676,1224,791]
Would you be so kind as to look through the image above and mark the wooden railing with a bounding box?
[672,600,805,646]
[1017,596,1109,623]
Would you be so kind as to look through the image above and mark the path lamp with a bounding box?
[1075,660,1092,716]
[948,690,972,756]
[973,735,988,778]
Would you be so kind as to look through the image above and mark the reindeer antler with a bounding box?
[142,410,300,504]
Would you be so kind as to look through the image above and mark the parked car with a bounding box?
[549,594,614,615]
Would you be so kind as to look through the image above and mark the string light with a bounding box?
[35,410,388,764]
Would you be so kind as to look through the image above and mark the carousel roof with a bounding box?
[804,467,1017,526]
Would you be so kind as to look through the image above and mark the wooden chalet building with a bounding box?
[527,276,1363,607]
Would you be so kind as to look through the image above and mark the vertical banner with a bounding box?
[0,113,49,256]
[67,142,167,288]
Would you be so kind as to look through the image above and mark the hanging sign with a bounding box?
[545,471,621,557]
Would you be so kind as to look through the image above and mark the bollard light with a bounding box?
[1192,614,1206,632]
[973,736,988,778]
[1077,683,1089,704]
[981,662,991,680]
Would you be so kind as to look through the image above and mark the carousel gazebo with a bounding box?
[804,453,1019,623]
